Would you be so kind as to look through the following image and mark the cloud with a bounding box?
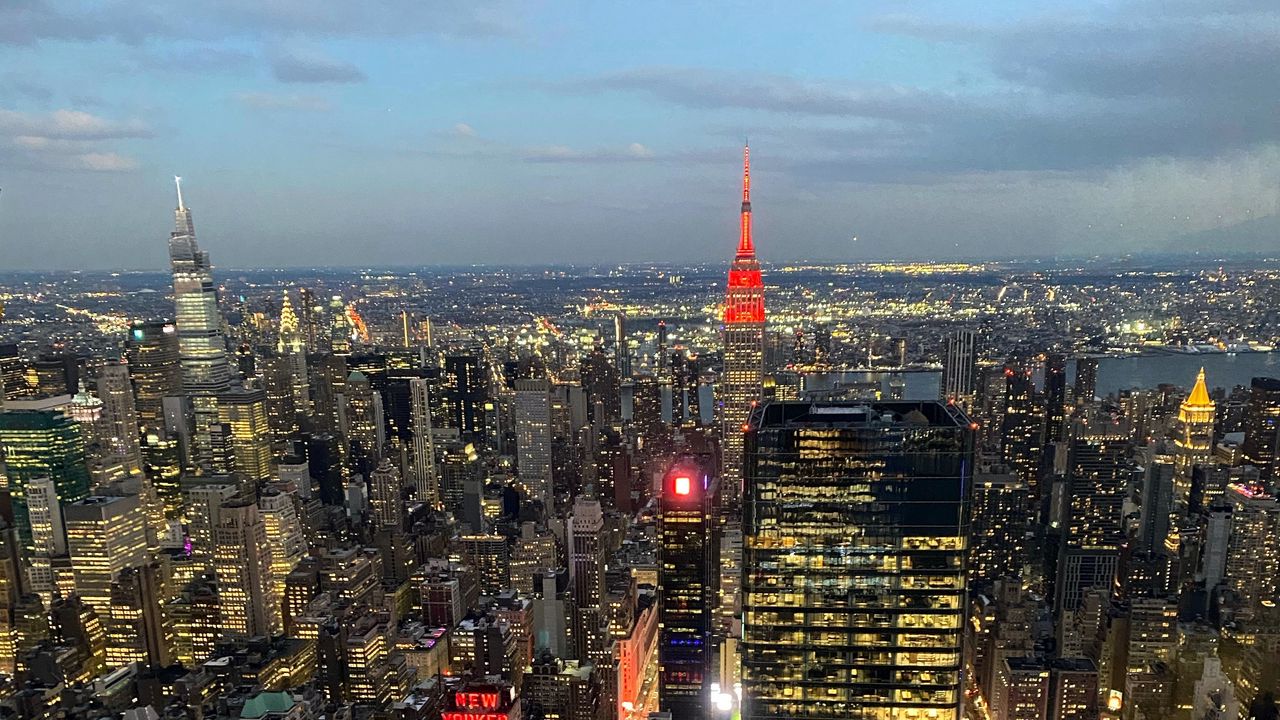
[235,91,332,112]
[0,108,151,139]
[77,152,139,171]
[270,47,365,83]
[452,122,477,137]
[0,106,146,172]
[0,0,522,46]
[554,2,1280,184]
[523,142,660,163]
[563,67,971,122]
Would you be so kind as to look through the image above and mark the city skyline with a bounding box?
[3,6,1280,718]
[3,1,1280,270]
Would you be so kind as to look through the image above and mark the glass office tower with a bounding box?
[658,455,720,717]
[741,401,974,720]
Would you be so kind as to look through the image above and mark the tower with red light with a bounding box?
[720,144,766,506]
[657,455,720,717]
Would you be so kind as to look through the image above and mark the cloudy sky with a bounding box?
[1,0,1277,270]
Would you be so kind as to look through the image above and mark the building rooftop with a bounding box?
[750,400,971,429]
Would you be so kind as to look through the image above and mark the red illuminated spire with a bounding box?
[724,143,765,325]
[736,143,754,259]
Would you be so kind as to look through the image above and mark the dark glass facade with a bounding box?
[0,410,92,543]
[658,455,719,717]
[1240,376,1280,480]
[741,401,974,720]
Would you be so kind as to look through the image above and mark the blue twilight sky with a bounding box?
[1,0,1278,270]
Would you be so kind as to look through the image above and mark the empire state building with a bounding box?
[720,145,765,505]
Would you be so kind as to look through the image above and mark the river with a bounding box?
[800,352,1280,402]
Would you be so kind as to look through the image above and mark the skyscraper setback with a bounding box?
[720,144,765,506]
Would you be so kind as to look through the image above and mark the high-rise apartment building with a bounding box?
[942,328,978,407]
[720,144,766,507]
[615,312,632,380]
[1001,362,1043,496]
[1044,353,1068,447]
[1223,482,1279,619]
[741,401,974,720]
[970,472,1029,587]
[25,476,65,603]
[1239,376,1280,480]
[1057,431,1130,614]
[1073,357,1098,404]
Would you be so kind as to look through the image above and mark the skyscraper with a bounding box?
[64,495,149,620]
[342,369,384,475]
[720,144,765,506]
[1057,431,1130,614]
[277,290,306,354]
[1073,357,1098,405]
[1044,353,1068,446]
[96,360,143,472]
[741,401,974,720]
[213,498,277,639]
[615,312,631,379]
[367,458,404,529]
[0,410,91,543]
[658,456,719,717]
[25,476,65,603]
[942,328,977,407]
[514,378,553,507]
[1174,368,1215,507]
[409,377,439,506]
[1223,482,1279,620]
[443,354,487,437]
[1001,362,1043,496]
[168,177,233,470]
[216,388,275,482]
[1240,376,1280,480]
[106,562,171,670]
[580,345,620,427]
[971,472,1029,587]
[126,320,182,433]
[570,495,607,663]
[258,352,299,454]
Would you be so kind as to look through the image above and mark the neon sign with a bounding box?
[455,692,501,710]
